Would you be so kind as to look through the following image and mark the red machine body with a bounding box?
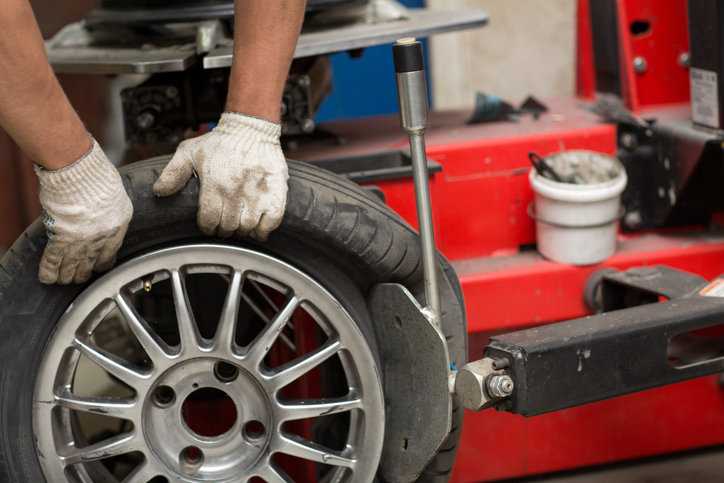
[292,1,724,480]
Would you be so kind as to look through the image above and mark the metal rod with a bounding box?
[409,133,442,328]
[393,38,442,329]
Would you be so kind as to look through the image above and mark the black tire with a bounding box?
[0,158,466,482]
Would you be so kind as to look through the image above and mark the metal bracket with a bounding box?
[483,270,724,417]
[369,283,452,483]
[585,265,707,312]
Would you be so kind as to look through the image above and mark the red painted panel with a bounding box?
[576,0,596,100]
[452,376,724,482]
[617,0,690,111]
[456,231,724,333]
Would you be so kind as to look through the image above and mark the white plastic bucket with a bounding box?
[529,150,628,265]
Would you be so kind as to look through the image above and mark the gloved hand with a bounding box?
[152,111,288,241]
[35,137,133,284]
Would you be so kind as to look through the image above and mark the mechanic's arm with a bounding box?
[226,0,306,122]
[0,0,89,169]
[0,0,132,284]
[153,0,307,241]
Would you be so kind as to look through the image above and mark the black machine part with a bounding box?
[479,265,724,418]
[618,117,724,233]
[122,56,330,151]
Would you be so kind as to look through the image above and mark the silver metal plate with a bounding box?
[46,23,197,74]
[369,283,452,483]
[204,8,488,68]
[46,4,487,74]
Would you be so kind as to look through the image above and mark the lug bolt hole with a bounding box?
[180,446,204,470]
[214,361,239,383]
[153,385,175,408]
[243,420,266,442]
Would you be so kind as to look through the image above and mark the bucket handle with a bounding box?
[529,152,564,183]
[527,202,626,229]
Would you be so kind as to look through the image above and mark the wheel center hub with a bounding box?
[182,386,237,437]
[143,358,271,480]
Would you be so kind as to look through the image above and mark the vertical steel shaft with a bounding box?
[408,132,442,327]
[393,38,442,328]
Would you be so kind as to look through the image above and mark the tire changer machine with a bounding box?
[44,0,724,481]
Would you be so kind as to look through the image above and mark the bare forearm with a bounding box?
[226,0,307,122]
[0,0,89,170]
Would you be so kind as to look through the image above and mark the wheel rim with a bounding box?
[33,244,384,482]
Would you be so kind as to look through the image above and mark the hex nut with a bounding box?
[455,359,498,411]
[633,56,648,74]
[624,210,642,230]
[487,375,514,398]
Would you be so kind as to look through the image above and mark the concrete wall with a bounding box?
[427,0,577,110]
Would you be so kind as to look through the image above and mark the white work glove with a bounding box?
[152,112,288,241]
[35,138,133,284]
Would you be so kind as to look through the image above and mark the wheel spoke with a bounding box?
[55,391,136,419]
[275,433,355,469]
[266,339,342,391]
[214,270,244,354]
[72,338,150,390]
[122,460,164,483]
[241,291,296,352]
[256,462,295,483]
[250,279,280,314]
[62,431,140,465]
[113,294,171,365]
[244,296,299,368]
[277,396,362,422]
[170,269,203,354]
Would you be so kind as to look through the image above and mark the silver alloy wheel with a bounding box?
[33,244,385,482]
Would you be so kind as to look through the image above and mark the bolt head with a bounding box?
[137,112,155,130]
[501,379,514,393]
[678,52,691,68]
[633,56,648,74]
[487,375,515,398]
[620,132,638,150]
[302,119,315,133]
[624,210,642,230]
[166,86,179,99]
